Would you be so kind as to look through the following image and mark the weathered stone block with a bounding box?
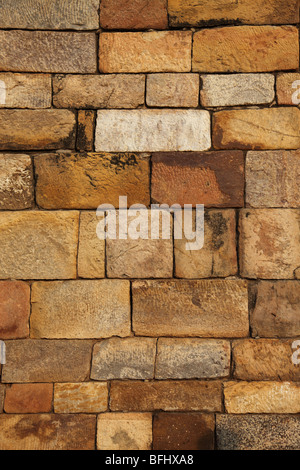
[0,155,34,210]
[78,212,105,279]
[54,383,108,413]
[0,73,51,108]
[147,74,199,108]
[4,384,53,413]
[76,110,95,151]
[0,281,30,339]
[97,413,152,450]
[100,0,168,29]
[277,73,300,105]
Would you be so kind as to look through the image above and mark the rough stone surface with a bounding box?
[0,155,34,210]
[0,0,99,30]
[54,383,108,413]
[1,340,92,383]
[0,73,51,108]
[169,0,299,26]
[91,337,157,380]
[99,32,192,73]
[156,339,230,379]
[0,110,76,151]
[0,414,96,450]
[95,110,211,152]
[132,280,249,338]
[153,413,215,450]
[175,210,238,278]
[100,0,168,30]
[53,74,145,109]
[213,108,300,150]
[4,384,53,413]
[250,281,300,338]
[277,73,300,105]
[217,414,300,450]
[106,210,173,279]
[0,211,79,280]
[110,381,222,412]
[232,339,300,381]
[193,26,299,73]
[224,381,300,414]
[31,280,131,339]
[200,74,275,107]
[34,152,150,209]
[0,31,97,73]
[78,212,105,279]
[239,209,300,279]
[147,74,199,108]
[0,281,30,339]
[97,413,152,451]
[246,151,300,208]
[76,110,95,151]
[151,152,244,207]
[0,385,4,412]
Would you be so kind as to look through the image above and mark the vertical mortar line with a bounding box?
[144,74,148,108]
[153,337,159,380]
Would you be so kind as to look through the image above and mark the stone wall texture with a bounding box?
[0,0,299,451]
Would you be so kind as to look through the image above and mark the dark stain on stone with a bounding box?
[205,212,227,250]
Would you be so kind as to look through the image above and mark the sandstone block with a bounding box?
[151,152,244,207]
[76,110,95,151]
[54,383,108,413]
[110,381,222,412]
[1,340,92,383]
[100,0,168,29]
[239,209,300,279]
[193,26,299,73]
[34,152,150,209]
[53,74,145,109]
[0,211,79,280]
[213,108,300,150]
[155,339,230,379]
[0,31,97,73]
[31,280,131,339]
[277,73,300,105]
[0,73,51,108]
[0,385,4,412]
[4,384,53,413]
[99,32,192,73]
[97,413,152,451]
[78,212,105,279]
[0,281,30,339]
[132,280,249,337]
[147,74,199,108]
[0,154,34,210]
[91,337,156,380]
[95,110,211,152]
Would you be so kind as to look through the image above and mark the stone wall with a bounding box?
[0,0,300,450]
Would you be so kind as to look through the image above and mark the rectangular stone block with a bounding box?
[0,31,97,73]
[246,151,300,208]
[106,210,173,279]
[76,110,95,151]
[200,74,275,107]
[1,340,92,383]
[147,74,199,108]
[54,383,108,413]
[53,74,145,109]
[91,337,156,380]
[0,281,30,339]
[213,108,300,150]
[0,0,99,30]
[34,152,150,209]
[95,110,211,152]
[175,209,238,278]
[0,211,79,280]
[239,209,300,279]
[277,73,300,105]
[132,280,249,337]
[0,414,96,450]
[232,339,300,381]
[0,385,4,412]
[4,384,53,413]
[250,281,300,338]
[99,31,192,73]
[217,414,300,450]
[78,212,105,279]
[97,413,153,451]
[110,381,222,412]
[0,110,76,151]
[151,152,244,207]
[193,26,299,73]
[100,0,168,29]
[31,280,131,339]
[0,154,34,210]
[0,73,51,108]
[168,0,299,26]
[224,381,300,414]
[156,339,230,379]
